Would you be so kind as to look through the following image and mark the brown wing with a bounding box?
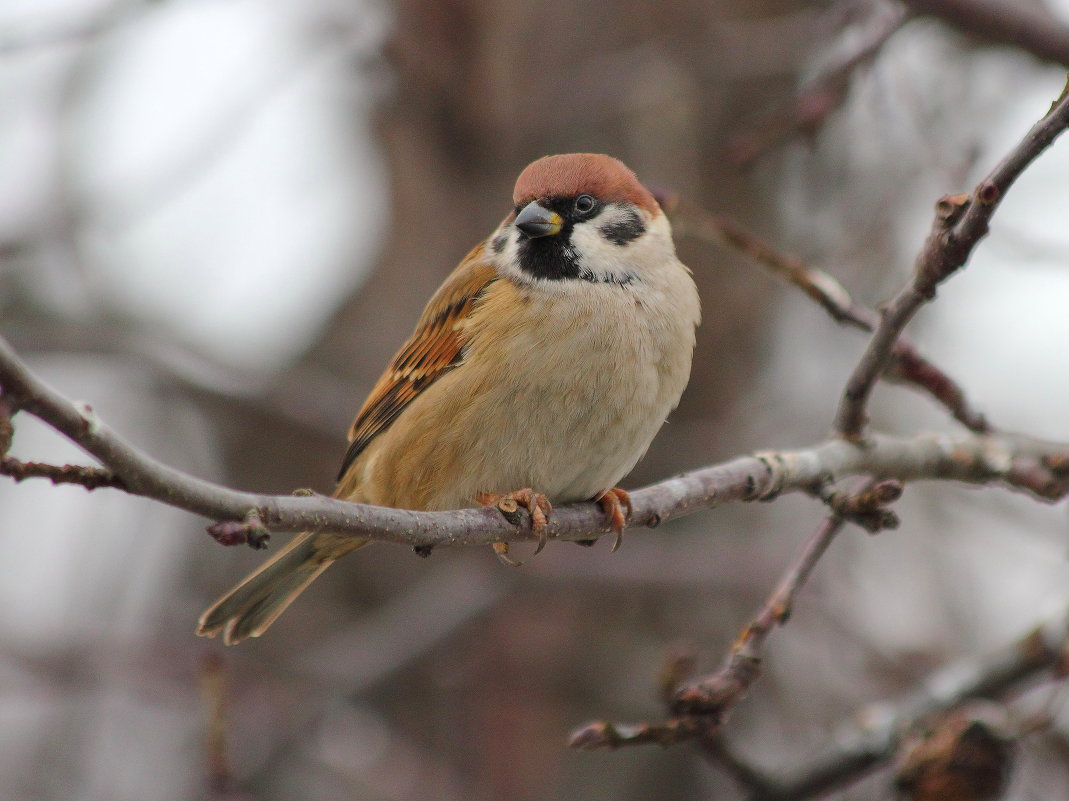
[336,244,497,481]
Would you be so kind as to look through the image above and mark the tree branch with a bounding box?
[728,2,909,167]
[571,603,1069,800]
[667,202,990,433]
[834,78,1069,440]
[567,80,1069,789]
[570,480,903,752]
[904,0,1069,68]
[3,334,1069,553]
[730,0,1069,168]
[751,611,1069,800]
[0,456,127,490]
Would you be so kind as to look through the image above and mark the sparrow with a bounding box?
[197,153,700,645]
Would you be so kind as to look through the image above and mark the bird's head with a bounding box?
[490,153,676,288]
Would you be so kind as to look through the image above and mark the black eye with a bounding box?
[574,194,597,216]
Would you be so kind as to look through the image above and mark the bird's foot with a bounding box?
[596,487,633,552]
[477,488,552,567]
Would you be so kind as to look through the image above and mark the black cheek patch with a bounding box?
[491,234,507,254]
[599,210,646,246]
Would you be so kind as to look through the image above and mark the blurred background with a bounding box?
[3,0,1069,799]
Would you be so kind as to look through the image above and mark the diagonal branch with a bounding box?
[728,2,909,167]
[835,79,1069,440]
[904,0,1069,68]
[571,601,1069,801]
[668,203,990,433]
[750,610,1069,800]
[570,480,903,754]
[730,0,1069,167]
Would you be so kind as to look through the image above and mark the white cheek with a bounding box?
[500,232,525,278]
[570,223,627,280]
[574,207,675,283]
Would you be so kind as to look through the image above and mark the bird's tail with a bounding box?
[197,531,369,645]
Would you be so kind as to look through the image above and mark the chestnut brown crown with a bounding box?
[513,154,659,214]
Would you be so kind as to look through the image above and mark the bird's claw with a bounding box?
[492,541,524,567]
[596,487,633,552]
[477,488,552,565]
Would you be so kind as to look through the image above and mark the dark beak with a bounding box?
[514,201,563,238]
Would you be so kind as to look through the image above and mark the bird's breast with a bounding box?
[350,268,698,511]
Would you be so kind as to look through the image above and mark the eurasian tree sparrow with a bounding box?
[198,153,700,644]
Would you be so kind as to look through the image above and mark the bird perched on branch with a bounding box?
[197,153,701,645]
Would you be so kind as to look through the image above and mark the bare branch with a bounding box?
[571,480,903,752]
[884,346,989,433]
[699,736,780,798]
[730,0,1069,167]
[753,612,1069,800]
[569,718,703,750]
[667,202,990,433]
[673,513,849,714]
[205,509,271,549]
[571,607,1069,800]
[835,79,1069,440]
[729,2,909,167]
[904,0,1069,67]
[0,457,127,490]
[667,202,872,330]
[3,335,1069,554]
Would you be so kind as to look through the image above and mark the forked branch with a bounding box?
[834,78,1069,439]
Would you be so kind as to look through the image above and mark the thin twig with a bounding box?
[572,608,1069,800]
[835,79,1069,440]
[668,203,989,433]
[569,718,704,750]
[571,480,902,750]
[672,514,848,717]
[904,0,1069,67]
[0,457,127,490]
[730,0,1069,166]
[884,346,989,433]
[751,612,1069,800]
[668,203,872,330]
[729,2,909,167]
[686,480,906,717]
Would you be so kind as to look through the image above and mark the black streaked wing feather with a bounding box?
[337,245,497,481]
